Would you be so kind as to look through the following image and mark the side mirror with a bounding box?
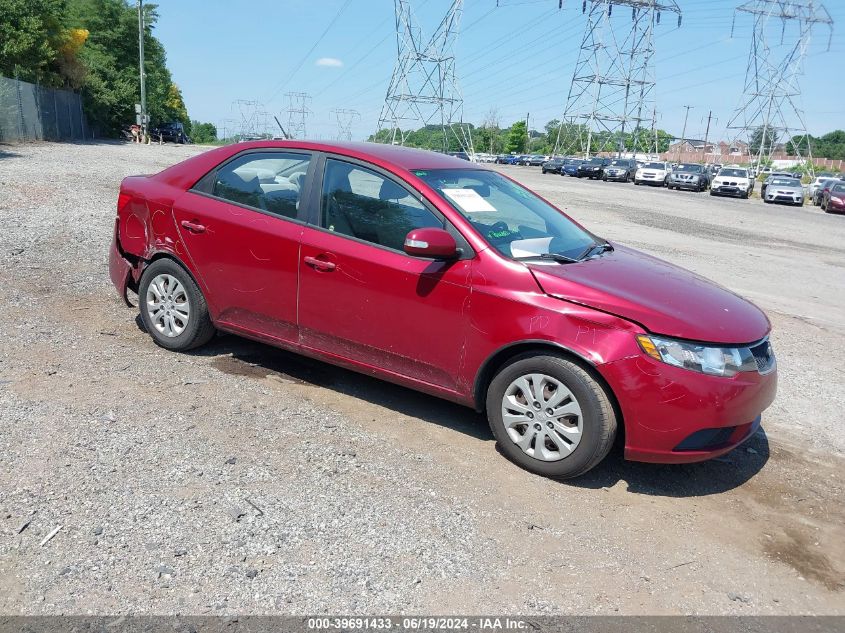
[403,227,458,260]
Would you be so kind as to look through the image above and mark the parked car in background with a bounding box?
[667,163,709,191]
[822,181,845,214]
[151,121,190,144]
[814,178,842,206]
[495,154,511,164]
[497,154,523,165]
[763,176,805,206]
[809,173,836,198]
[447,151,470,161]
[522,154,548,166]
[541,157,566,174]
[109,140,777,479]
[634,161,670,186]
[577,156,611,179]
[710,167,754,199]
[603,158,637,182]
[561,158,585,176]
[760,172,796,198]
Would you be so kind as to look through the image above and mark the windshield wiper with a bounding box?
[577,240,614,260]
[515,252,579,264]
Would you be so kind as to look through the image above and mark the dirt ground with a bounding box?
[0,141,843,615]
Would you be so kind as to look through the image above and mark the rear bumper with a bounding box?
[598,354,777,464]
[108,220,134,305]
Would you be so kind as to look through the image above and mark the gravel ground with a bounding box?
[0,141,843,615]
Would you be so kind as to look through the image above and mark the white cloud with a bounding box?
[316,57,343,68]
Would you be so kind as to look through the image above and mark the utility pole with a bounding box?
[137,0,147,142]
[677,105,692,162]
[702,110,713,163]
[525,112,530,153]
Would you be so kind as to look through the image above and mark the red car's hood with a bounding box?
[528,244,770,344]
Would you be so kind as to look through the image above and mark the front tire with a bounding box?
[138,258,216,352]
[486,354,617,479]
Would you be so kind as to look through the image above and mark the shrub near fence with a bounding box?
[0,76,90,142]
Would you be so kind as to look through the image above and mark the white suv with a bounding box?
[634,161,670,186]
[710,167,754,199]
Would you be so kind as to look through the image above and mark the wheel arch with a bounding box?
[473,340,625,439]
[138,251,205,298]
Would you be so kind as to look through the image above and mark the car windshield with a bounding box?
[564,159,581,165]
[610,160,628,166]
[415,169,595,260]
[718,168,747,177]
[642,162,665,169]
[832,184,845,193]
[675,164,702,173]
[587,157,604,165]
[769,178,800,187]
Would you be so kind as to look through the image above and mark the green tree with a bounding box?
[749,125,778,155]
[190,120,216,144]
[505,120,527,154]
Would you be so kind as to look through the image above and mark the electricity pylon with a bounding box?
[555,0,681,158]
[331,109,360,141]
[377,0,473,154]
[285,92,312,140]
[725,0,833,170]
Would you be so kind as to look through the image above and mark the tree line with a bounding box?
[369,115,676,156]
[0,0,216,141]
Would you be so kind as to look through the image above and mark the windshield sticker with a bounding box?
[488,229,516,239]
[441,188,496,213]
[413,170,428,176]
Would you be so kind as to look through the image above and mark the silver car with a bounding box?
[763,176,805,206]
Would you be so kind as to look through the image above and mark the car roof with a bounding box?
[226,140,479,171]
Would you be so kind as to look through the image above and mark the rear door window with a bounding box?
[212,152,311,219]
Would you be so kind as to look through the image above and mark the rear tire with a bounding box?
[486,354,617,479]
[138,258,216,352]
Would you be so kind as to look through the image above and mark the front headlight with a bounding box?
[636,334,758,377]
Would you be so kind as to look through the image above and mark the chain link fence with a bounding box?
[0,75,90,142]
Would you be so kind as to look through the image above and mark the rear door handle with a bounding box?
[303,255,336,272]
[180,220,206,233]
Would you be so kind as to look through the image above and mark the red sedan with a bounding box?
[822,181,845,214]
[109,141,777,478]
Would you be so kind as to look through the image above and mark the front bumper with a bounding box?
[578,168,602,178]
[711,185,747,197]
[826,198,845,213]
[766,192,804,204]
[669,178,702,190]
[636,173,665,184]
[598,353,777,464]
[604,171,628,181]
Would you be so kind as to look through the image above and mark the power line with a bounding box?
[264,0,354,104]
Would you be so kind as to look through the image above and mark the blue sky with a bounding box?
[153,0,845,142]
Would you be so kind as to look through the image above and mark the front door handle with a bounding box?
[180,220,206,233]
[303,255,336,272]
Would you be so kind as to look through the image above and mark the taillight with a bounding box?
[117,192,132,215]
